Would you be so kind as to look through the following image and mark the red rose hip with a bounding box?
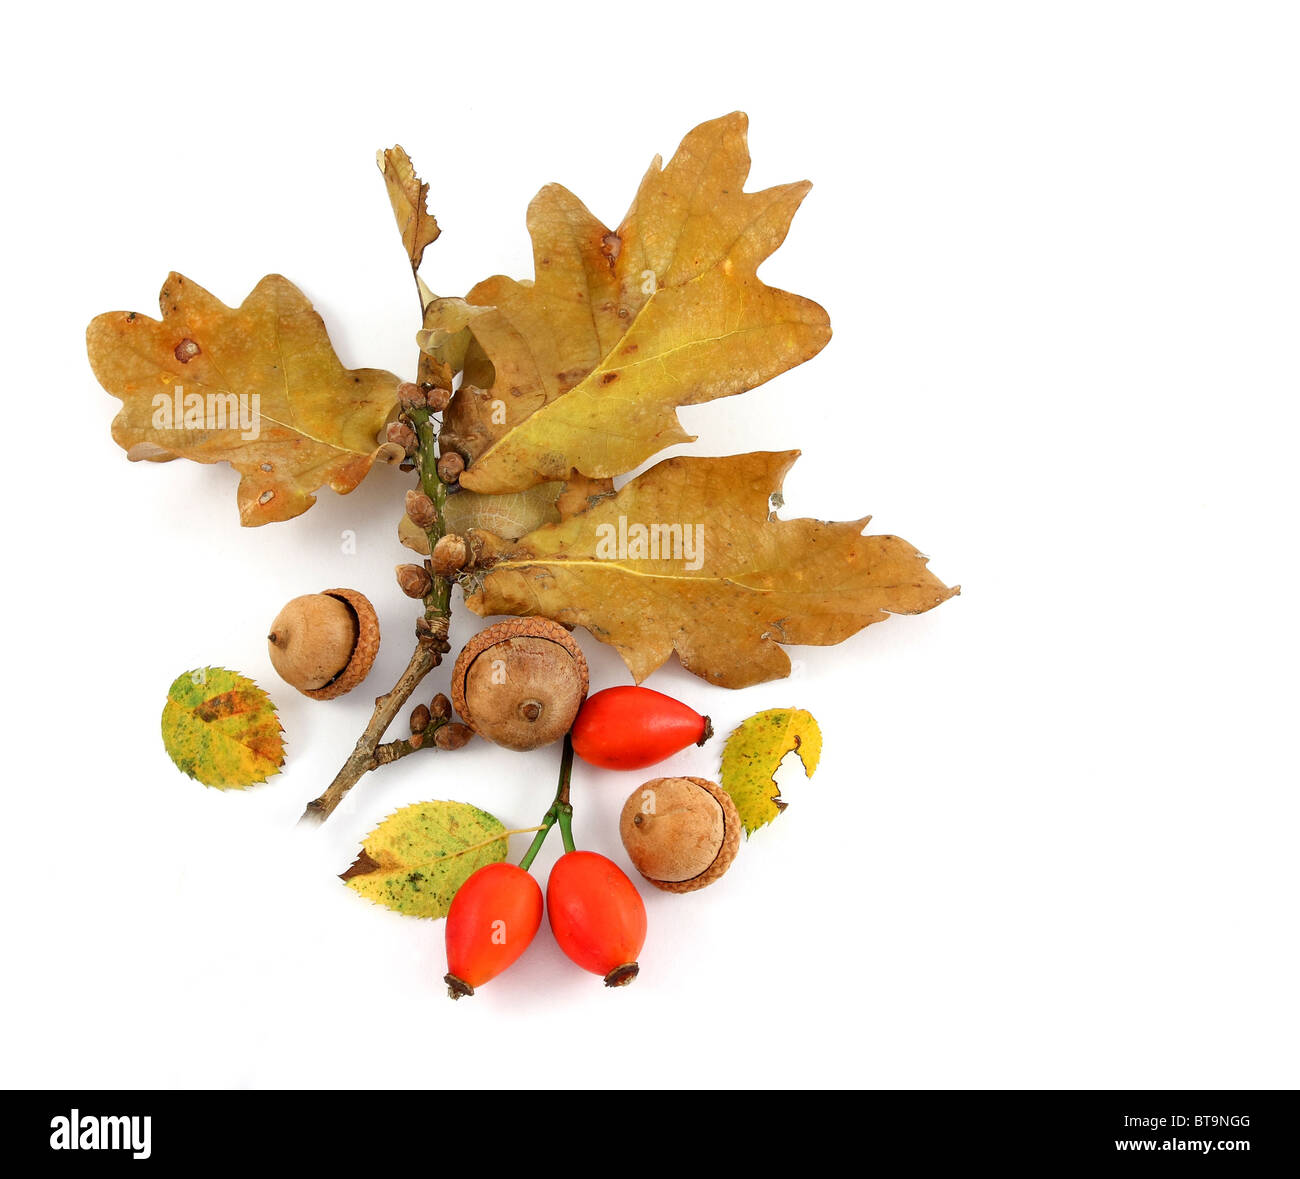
[570,685,711,771]
[546,850,647,986]
[444,862,544,999]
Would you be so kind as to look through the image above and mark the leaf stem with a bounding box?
[517,735,577,871]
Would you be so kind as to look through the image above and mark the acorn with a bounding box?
[451,619,588,751]
[266,589,380,700]
[619,776,741,893]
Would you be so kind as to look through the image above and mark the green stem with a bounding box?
[407,405,452,624]
[558,806,577,855]
[518,735,577,871]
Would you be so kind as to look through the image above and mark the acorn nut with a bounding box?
[266,589,379,700]
[619,777,741,893]
[451,619,588,751]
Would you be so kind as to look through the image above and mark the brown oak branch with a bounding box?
[299,643,441,823]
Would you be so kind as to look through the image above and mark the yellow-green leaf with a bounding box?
[720,709,823,835]
[341,801,509,918]
[425,112,831,494]
[87,273,403,525]
[161,668,285,789]
[467,451,958,688]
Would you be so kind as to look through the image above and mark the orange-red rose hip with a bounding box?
[570,686,711,771]
[444,862,543,999]
[546,850,647,986]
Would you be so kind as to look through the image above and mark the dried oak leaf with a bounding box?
[422,112,831,494]
[378,144,440,276]
[397,483,565,557]
[466,451,958,689]
[395,470,617,556]
[87,273,403,525]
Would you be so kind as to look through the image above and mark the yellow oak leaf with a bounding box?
[87,273,403,525]
[466,451,958,689]
[423,112,831,494]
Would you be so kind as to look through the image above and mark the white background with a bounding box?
[2,2,1296,1090]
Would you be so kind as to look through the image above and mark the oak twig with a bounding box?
[299,644,442,823]
[299,165,461,826]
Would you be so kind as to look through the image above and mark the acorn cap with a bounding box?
[300,588,380,701]
[620,776,741,894]
[451,618,588,751]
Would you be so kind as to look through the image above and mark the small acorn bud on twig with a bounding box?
[396,563,433,598]
[437,451,465,484]
[432,534,470,577]
[405,489,438,529]
[426,385,451,413]
[431,692,452,721]
[410,703,431,734]
[398,382,427,410]
[387,421,417,455]
[434,722,473,750]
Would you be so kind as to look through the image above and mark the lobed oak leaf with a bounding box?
[465,451,958,689]
[87,273,403,525]
[422,112,831,494]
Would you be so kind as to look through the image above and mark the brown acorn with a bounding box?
[619,776,741,893]
[451,619,588,751]
[266,589,379,700]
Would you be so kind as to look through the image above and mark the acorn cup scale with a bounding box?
[267,589,379,700]
[451,619,588,751]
